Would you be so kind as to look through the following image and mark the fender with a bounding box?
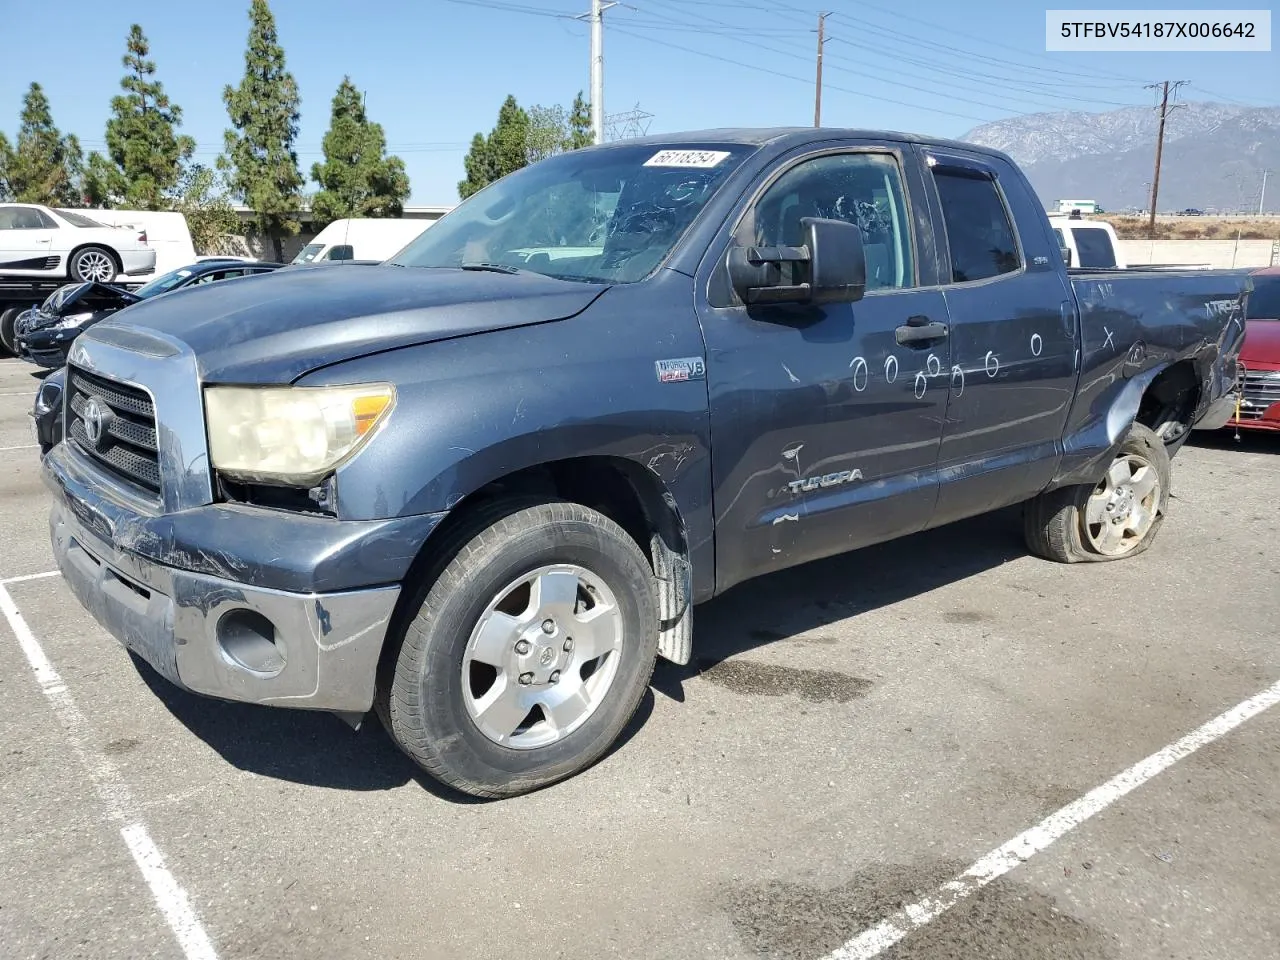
[305,274,717,608]
[1049,361,1170,491]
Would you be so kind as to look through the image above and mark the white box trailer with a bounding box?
[81,209,196,278]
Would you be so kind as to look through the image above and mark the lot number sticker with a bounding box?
[644,150,731,168]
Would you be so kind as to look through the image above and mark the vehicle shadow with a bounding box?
[131,506,1025,802]
[1187,429,1280,456]
[651,507,1028,702]
[130,650,655,804]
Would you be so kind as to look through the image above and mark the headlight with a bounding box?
[205,383,395,485]
[53,311,96,330]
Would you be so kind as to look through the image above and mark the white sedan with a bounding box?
[0,203,157,283]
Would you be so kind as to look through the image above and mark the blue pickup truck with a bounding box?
[42,128,1248,798]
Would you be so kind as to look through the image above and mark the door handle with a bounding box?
[895,317,949,345]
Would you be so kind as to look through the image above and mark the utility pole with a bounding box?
[1145,80,1186,237]
[1260,169,1270,216]
[586,0,617,145]
[814,12,828,127]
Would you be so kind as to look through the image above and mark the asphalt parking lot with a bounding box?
[1,353,1278,960]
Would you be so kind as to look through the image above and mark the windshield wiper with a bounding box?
[459,261,523,275]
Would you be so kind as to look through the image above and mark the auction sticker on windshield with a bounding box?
[644,150,732,168]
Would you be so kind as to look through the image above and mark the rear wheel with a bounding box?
[1024,422,1171,563]
[379,500,659,798]
[68,246,118,283]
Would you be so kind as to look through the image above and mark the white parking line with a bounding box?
[0,444,38,451]
[822,676,1280,960]
[0,584,219,960]
[0,570,59,585]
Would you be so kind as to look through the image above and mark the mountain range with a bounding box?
[962,102,1279,213]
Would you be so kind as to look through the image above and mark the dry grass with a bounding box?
[1108,216,1280,241]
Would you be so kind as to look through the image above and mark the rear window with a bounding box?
[55,209,108,228]
[1071,227,1117,268]
[933,170,1021,283]
[1247,277,1280,320]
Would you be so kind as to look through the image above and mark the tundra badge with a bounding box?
[788,469,863,494]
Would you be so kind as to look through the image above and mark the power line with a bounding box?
[608,24,994,123]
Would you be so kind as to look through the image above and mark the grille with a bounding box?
[1238,368,1280,421]
[67,366,161,493]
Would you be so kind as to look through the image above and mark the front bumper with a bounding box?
[44,443,444,713]
[16,327,73,368]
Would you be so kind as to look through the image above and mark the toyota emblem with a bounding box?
[83,397,109,448]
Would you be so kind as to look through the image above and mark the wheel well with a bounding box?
[377,457,693,692]
[1136,361,1199,443]
[68,243,122,274]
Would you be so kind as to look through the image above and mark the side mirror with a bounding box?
[1061,246,1073,266]
[328,244,355,261]
[727,217,866,306]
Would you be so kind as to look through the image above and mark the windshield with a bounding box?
[1247,276,1280,320]
[133,266,196,298]
[55,209,109,228]
[389,143,754,283]
[293,243,325,264]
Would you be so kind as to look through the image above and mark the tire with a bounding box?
[1024,421,1171,563]
[68,246,118,283]
[0,307,19,355]
[380,499,659,798]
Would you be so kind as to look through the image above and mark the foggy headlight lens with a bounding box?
[205,384,395,485]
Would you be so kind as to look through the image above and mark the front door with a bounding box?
[696,145,950,594]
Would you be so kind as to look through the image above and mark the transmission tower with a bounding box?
[604,104,654,142]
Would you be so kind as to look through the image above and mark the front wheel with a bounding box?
[379,500,659,798]
[1024,422,1171,563]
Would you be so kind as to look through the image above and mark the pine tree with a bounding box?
[457,95,530,200]
[220,0,303,261]
[83,25,195,210]
[568,92,593,150]
[1,83,84,206]
[309,78,410,227]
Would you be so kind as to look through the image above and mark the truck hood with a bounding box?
[92,264,608,383]
[1241,319,1280,365]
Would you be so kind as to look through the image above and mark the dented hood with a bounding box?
[92,264,608,383]
[43,281,141,315]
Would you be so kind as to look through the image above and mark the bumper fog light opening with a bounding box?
[216,609,286,677]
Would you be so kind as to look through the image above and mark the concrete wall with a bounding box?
[1119,238,1280,270]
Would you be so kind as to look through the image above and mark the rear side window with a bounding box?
[1071,227,1116,268]
[933,170,1021,283]
[1247,277,1280,320]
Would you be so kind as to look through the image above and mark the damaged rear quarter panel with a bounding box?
[306,271,718,601]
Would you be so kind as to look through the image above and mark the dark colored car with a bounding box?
[1228,266,1280,431]
[15,258,282,369]
[42,128,1248,798]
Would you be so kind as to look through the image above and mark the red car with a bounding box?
[1231,266,1280,432]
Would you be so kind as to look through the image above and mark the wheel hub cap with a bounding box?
[462,564,624,749]
[1083,453,1161,557]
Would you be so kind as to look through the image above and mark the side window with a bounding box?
[33,209,57,229]
[933,169,1021,283]
[0,207,49,230]
[747,152,915,291]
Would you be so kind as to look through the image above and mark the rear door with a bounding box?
[695,141,951,592]
[920,148,1079,527]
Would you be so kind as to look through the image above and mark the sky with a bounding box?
[2,0,1277,205]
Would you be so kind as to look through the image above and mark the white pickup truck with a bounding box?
[1049,215,1126,269]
